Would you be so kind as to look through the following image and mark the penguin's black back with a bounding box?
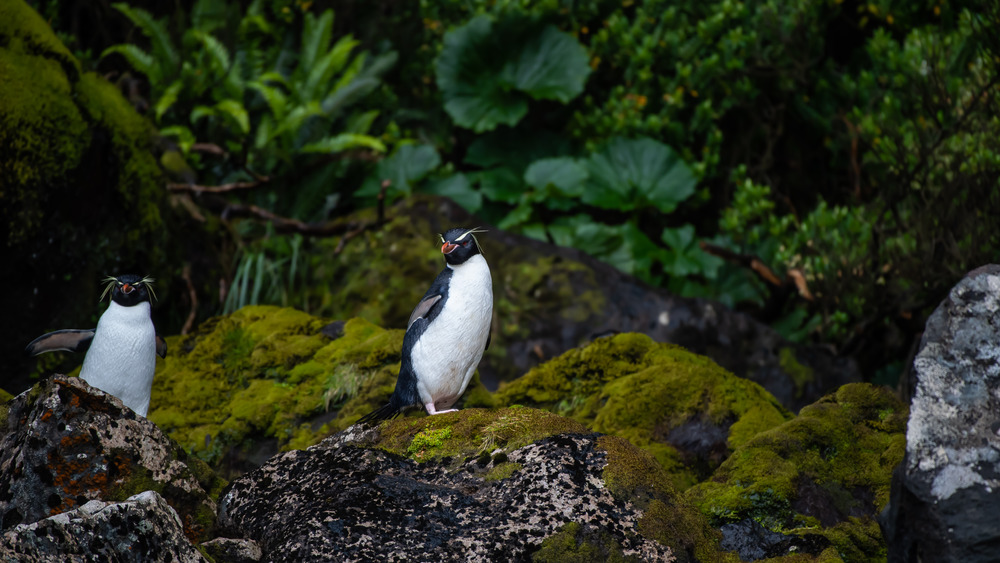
[357,269,453,424]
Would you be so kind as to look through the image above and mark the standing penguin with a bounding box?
[26,274,166,417]
[359,228,493,423]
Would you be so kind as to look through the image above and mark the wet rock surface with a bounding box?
[0,375,222,542]
[218,427,688,562]
[882,264,1000,562]
[0,490,208,562]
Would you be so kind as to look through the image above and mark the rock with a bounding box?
[494,332,792,489]
[200,537,263,562]
[309,195,860,412]
[0,375,224,542]
[0,490,207,562]
[882,265,1000,562]
[217,408,724,562]
[686,383,907,561]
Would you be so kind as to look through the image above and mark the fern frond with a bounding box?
[345,110,379,134]
[247,81,288,120]
[301,35,359,102]
[111,3,179,80]
[299,10,335,80]
[214,99,250,135]
[154,80,183,121]
[191,30,232,78]
[100,44,159,84]
[301,133,387,154]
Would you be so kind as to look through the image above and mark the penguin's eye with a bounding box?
[463,240,470,246]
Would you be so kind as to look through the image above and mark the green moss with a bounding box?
[407,427,453,456]
[685,383,906,560]
[779,348,815,399]
[0,388,13,403]
[149,307,405,472]
[368,407,589,465]
[532,522,635,562]
[496,333,791,489]
[484,461,522,481]
[596,435,727,562]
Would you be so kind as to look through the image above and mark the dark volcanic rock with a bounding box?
[0,490,207,562]
[882,265,1000,562]
[0,375,223,542]
[218,412,718,562]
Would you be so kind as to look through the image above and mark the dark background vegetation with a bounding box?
[17,0,1000,390]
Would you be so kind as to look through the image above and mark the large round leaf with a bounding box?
[582,137,697,214]
[436,15,591,133]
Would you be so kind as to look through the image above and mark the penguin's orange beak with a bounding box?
[441,242,459,254]
[122,283,133,294]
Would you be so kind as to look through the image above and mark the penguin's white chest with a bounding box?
[80,301,157,416]
[411,255,493,408]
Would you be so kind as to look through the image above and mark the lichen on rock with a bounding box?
[0,375,222,543]
[495,333,792,489]
[218,408,726,561]
[685,383,907,560]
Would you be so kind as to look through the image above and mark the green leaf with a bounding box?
[154,80,184,121]
[190,105,217,124]
[100,45,158,84]
[424,174,482,213]
[273,102,324,138]
[472,167,523,202]
[247,81,288,120]
[357,144,441,197]
[111,3,178,75]
[302,35,359,102]
[301,134,386,153]
[191,30,232,77]
[583,137,697,213]
[464,127,570,173]
[524,157,588,197]
[214,99,250,134]
[436,15,591,132]
[159,125,195,152]
[497,201,534,230]
[501,25,591,102]
[346,110,379,134]
[300,10,334,80]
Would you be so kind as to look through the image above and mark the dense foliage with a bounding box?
[29,0,1000,381]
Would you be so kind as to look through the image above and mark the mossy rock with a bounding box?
[148,305,491,479]
[685,383,907,561]
[2,0,223,397]
[341,407,730,562]
[494,333,792,489]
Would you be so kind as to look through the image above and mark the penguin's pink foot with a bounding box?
[424,402,459,415]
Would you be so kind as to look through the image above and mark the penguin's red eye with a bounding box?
[463,240,470,246]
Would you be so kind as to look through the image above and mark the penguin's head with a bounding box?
[440,227,486,266]
[100,274,157,307]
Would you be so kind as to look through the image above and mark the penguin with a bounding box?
[359,227,493,424]
[26,275,166,417]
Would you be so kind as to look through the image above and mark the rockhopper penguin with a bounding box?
[26,275,166,417]
[359,228,493,423]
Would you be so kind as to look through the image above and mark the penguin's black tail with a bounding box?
[357,402,402,425]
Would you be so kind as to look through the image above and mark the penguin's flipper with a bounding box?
[155,335,168,358]
[406,294,443,329]
[25,329,95,356]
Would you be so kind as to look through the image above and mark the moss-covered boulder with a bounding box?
[495,333,792,489]
[685,383,907,561]
[218,408,731,561]
[2,0,223,397]
[148,305,493,479]
[291,195,859,412]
